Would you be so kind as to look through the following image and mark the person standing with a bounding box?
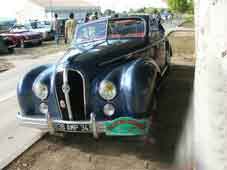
[89,11,98,21]
[65,13,77,44]
[85,13,90,23]
[52,13,61,45]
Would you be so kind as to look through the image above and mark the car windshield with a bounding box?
[10,25,29,32]
[108,19,145,39]
[73,18,145,45]
[74,20,107,44]
[30,21,48,29]
[0,21,15,33]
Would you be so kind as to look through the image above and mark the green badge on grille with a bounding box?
[104,117,149,136]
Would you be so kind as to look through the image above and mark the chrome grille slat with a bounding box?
[63,69,73,120]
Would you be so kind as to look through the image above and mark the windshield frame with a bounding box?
[73,17,147,46]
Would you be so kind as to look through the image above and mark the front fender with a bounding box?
[92,58,158,119]
[121,58,157,116]
[17,64,52,116]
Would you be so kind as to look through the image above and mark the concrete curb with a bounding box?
[0,132,45,170]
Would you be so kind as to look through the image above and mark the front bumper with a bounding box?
[8,44,16,48]
[17,112,150,138]
[24,38,42,44]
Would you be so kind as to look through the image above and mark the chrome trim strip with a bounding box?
[17,113,48,130]
[63,69,73,120]
[161,65,169,77]
[24,38,42,43]
[54,70,63,119]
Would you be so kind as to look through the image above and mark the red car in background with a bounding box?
[0,24,42,48]
[0,35,17,53]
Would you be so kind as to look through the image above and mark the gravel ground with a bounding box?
[4,30,195,170]
[0,59,14,73]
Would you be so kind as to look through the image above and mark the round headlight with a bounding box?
[33,82,48,100]
[103,103,115,116]
[99,80,117,100]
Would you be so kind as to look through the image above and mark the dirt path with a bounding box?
[0,59,14,73]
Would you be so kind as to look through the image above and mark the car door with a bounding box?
[148,18,166,69]
[155,39,166,69]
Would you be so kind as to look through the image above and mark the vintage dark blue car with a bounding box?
[17,16,172,138]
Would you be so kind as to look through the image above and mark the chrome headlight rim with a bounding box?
[32,81,48,101]
[98,80,117,101]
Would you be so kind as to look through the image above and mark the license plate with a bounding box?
[54,123,91,132]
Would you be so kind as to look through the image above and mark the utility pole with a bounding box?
[194,1,227,170]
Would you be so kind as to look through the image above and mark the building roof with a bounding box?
[31,0,99,9]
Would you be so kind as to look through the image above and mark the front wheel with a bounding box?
[7,48,14,54]
[37,40,42,46]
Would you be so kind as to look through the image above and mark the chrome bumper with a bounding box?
[24,38,41,43]
[17,112,104,138]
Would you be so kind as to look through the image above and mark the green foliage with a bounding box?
[168,0,193,13]
[128,7,165,14]
[104,9,116,16]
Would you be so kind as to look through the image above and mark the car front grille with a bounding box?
[55,70,86,121]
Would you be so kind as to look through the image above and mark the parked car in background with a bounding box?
[0,18,16,33]
[0,24,42,48]
[17,17,172,138]
[24,20,54,41]
[0,35,16,53]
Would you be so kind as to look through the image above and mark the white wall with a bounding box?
[16,1,48,23]
[194,1,227,170]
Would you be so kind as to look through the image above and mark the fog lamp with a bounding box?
[103,104,115,116]
[40,103,48,114]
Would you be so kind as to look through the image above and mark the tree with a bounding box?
[136,8,145,13]
[168,0,189,13]
[103,9,116,16]
[144,7,155,14]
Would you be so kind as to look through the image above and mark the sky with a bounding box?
[0,0,167,18]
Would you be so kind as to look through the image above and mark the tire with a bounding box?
[7,48,14,54]
[38,40,42,46]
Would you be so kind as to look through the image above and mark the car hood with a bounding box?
[61,39,146,69]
